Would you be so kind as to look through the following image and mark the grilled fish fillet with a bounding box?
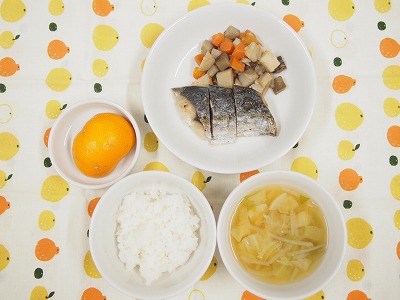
[209,85,236,144]
[233,85,277,137]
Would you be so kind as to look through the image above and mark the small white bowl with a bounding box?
[89,171,216,299]
[48,100,141,189]
[217,171,346,300]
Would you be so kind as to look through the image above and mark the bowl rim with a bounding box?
[89,170,217,299]
[48,99,141,190]
[217,170,347,300]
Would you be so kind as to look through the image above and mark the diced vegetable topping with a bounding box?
[192,26,287,96]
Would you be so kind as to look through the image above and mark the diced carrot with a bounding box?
[194,54,204,65]
[231,42,246,59]
[211,32,225,47]
[219,38,234,54]
[238,29,254,39]
[241,34,260,46]
[193,67,206,79]
[230,56,245,72]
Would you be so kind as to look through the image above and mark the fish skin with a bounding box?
[172,86,212,141]
[233,85,277,137]
[209,85,236,144]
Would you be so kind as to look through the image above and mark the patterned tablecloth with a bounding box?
[1,0,400,299]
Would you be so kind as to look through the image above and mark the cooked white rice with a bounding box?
[115,185,200,285]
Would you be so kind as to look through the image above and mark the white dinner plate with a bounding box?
[142,3,316,174]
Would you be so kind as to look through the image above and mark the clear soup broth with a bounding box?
[230,185,327,284]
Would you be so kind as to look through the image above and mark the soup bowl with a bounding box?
[217,171,346,300]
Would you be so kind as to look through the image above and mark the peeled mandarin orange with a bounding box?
[72,113,136,178]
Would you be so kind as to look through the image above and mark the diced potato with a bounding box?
[216,68,234,88]
[224,25,241,40]
[193,73,212,87]
[254,63,267,75]
[233,37,241,47]
[201,40,214,55]
[207,64,219,77]
[238,69,259,87]
[210,48,222,58]
[272,76,287,95]
[258,72,273,88]
[250,81,264,94]
[198,51,215,71]
[245,42,263,62]
[259,50,281,72]
[215,52,230,71]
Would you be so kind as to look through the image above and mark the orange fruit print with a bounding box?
[332,75,356,93]
[0,57,20,77]
[81,287,106,300]
[241,290,264,300]
[92,0,114,16]
[380,37,399,58]
[347,290,371,300]
[0,196,10,215]
[35,238,59,261]
[240,170,260,182]
[387,125,400,147]
[283,14,304,32]
[47,40,70,60]
[87,197,100,217]
[339,168,363,191]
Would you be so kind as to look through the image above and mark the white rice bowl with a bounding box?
[89,171,216,299]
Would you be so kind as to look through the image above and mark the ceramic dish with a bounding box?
[48,100,141,189]
[217,171,347,299]
[89,171,217,299]
[142,3,316,174]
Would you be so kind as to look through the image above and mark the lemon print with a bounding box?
[0,104,12,123]
[192,170,211,191]
[0,0,26,22]
[0,132,19,160]
[236,0,250,3]
[144,162,169,172]
[335,103,364,131]
[46,68,72,92]
[391,174,400,200]
[93,25,119,51]
[331,29,348,48]
[0,31,19,49]
[291,157,318,180]
[384,97,400,117]
[38,210,56,231]
[338,140,359,160]
[92,59,108,77]
[346,218,374,249]
[140,23,164,48]
[144,131,158,152]
[304,290,325,300]
[45,100,67,119]
[394,210,400,230]
[0,244,10,271]
[347,259,365,281]
[141,59,146,71]
[41,175,70,202]
[48,0,64,16]
[187,0,210,11]
[0,170,12,189]
[188,289,206,300]
[375,0,391,13]
[383,65,400,90]
[140,0,157,16]
[84,250,102,278]
[328,0,355,21]
[30,286,54,300]
[200,256,217,281]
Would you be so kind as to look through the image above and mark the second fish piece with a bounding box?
[209,85,236,144]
